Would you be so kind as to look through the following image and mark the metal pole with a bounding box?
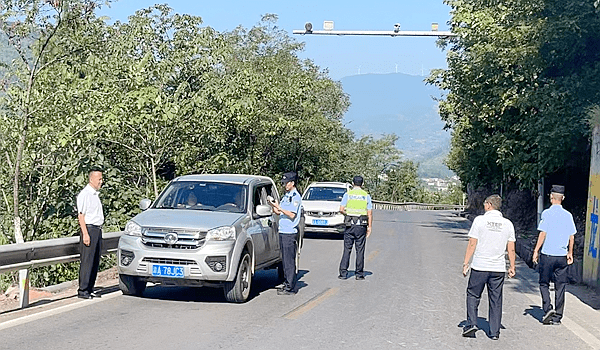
[537,178,544,226]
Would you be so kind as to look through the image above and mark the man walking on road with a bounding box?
[76,168,104,299]
[462,194,516,340]
[532,184,576,325]
[338,176,373,280]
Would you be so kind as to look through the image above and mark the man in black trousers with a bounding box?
[462,195,516,340]
[76,168,104,299]
[532,185,576,325]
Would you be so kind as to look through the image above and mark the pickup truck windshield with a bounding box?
[154,181,247,213]
[303,187,347,202]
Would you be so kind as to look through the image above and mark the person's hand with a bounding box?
[508,266,516,278]
[567,253,573,265]
[532,250,539,264]
[462,263,470,277]
[366,226,372,238]
[82,232,90,246]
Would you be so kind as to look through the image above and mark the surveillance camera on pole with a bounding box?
[304,22,313,33]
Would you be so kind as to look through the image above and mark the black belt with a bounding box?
[86,224,102,229]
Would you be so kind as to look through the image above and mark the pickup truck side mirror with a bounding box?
[139,199,152,210]
[256,204,272,217]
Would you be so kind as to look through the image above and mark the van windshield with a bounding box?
[154,181,247,213]
[303,187,347,202]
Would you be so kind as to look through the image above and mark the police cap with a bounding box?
[281,172,297,184]
[551,184,565,194]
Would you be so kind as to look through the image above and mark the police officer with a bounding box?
[270,172,303,295]
[532,184,576,325]
[338,176,373,280]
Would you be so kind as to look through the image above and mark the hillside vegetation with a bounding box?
[0,1,449,288]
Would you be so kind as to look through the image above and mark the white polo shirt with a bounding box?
[77,184,104,226]
[468,210,516,272]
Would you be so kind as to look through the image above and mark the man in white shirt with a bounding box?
[76,169,104,299]
[462,194,516,340]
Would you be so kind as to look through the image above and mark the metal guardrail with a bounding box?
[0,231,123,273]
[372,200,465,211]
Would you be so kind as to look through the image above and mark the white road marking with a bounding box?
[0,291,121,331]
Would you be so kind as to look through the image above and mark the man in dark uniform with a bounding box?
[338,176,373,280]
[532,185,576,325]
[270,172,303,295]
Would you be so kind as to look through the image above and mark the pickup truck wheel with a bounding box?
[224,252,252,303]
[119,274,146,296]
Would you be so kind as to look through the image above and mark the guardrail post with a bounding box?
[18,269,29,308]
[14,217,29,308]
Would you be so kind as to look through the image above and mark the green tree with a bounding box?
[428,0,598,190]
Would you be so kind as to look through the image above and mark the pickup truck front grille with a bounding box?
[142,257,198,266]
[141,227,206,249]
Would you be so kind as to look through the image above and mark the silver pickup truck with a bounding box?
[117,174,302,303]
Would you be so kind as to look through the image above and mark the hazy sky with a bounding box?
[97,0,452,81]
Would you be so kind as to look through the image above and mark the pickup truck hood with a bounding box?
[131,209,245,231]
[302,201,341,212]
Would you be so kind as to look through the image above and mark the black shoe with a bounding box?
[462,325,477,337]
[90,292,101,298]
[490,335,499,341]
[551,320,561,325]
[355,275,365,280]
[542,309,556,324]
[77,292,92,299]
[277,289,296,295]
[338,274,348,280]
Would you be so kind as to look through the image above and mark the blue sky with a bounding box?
[97,0,451,81]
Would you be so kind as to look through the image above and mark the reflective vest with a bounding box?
[346,188,369,217]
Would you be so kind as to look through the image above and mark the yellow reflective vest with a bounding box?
[345,188,369,217]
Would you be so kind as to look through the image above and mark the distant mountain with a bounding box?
[340,73,453,178]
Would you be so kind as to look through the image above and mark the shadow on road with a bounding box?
[304,232,344,240]
[139,268,299,303]
[523,304,544,323]
[419,217,470,241]
[457,317,505,338]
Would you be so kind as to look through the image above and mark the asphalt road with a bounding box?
[0,210,599,350]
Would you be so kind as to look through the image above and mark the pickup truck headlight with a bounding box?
[206,226,236,241]
[124,221,142,237]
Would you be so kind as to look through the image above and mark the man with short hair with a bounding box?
[338,176,373,280]
[270,171,302,295]
[532,184,576,325]
[462,194,516,340]
[76,168,104,299]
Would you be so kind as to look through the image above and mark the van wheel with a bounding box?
[119,274,146,296]
[224,252,252,303]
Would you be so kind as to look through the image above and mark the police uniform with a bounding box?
[339,186,372,279]
[278,173,302,294]
[536,185,576,324]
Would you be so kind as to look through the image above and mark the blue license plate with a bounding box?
[152,264,184,278]
[312,219,328,226]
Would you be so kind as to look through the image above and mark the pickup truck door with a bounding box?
[249,184,272,265]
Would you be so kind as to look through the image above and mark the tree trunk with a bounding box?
[151,158,158,199]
